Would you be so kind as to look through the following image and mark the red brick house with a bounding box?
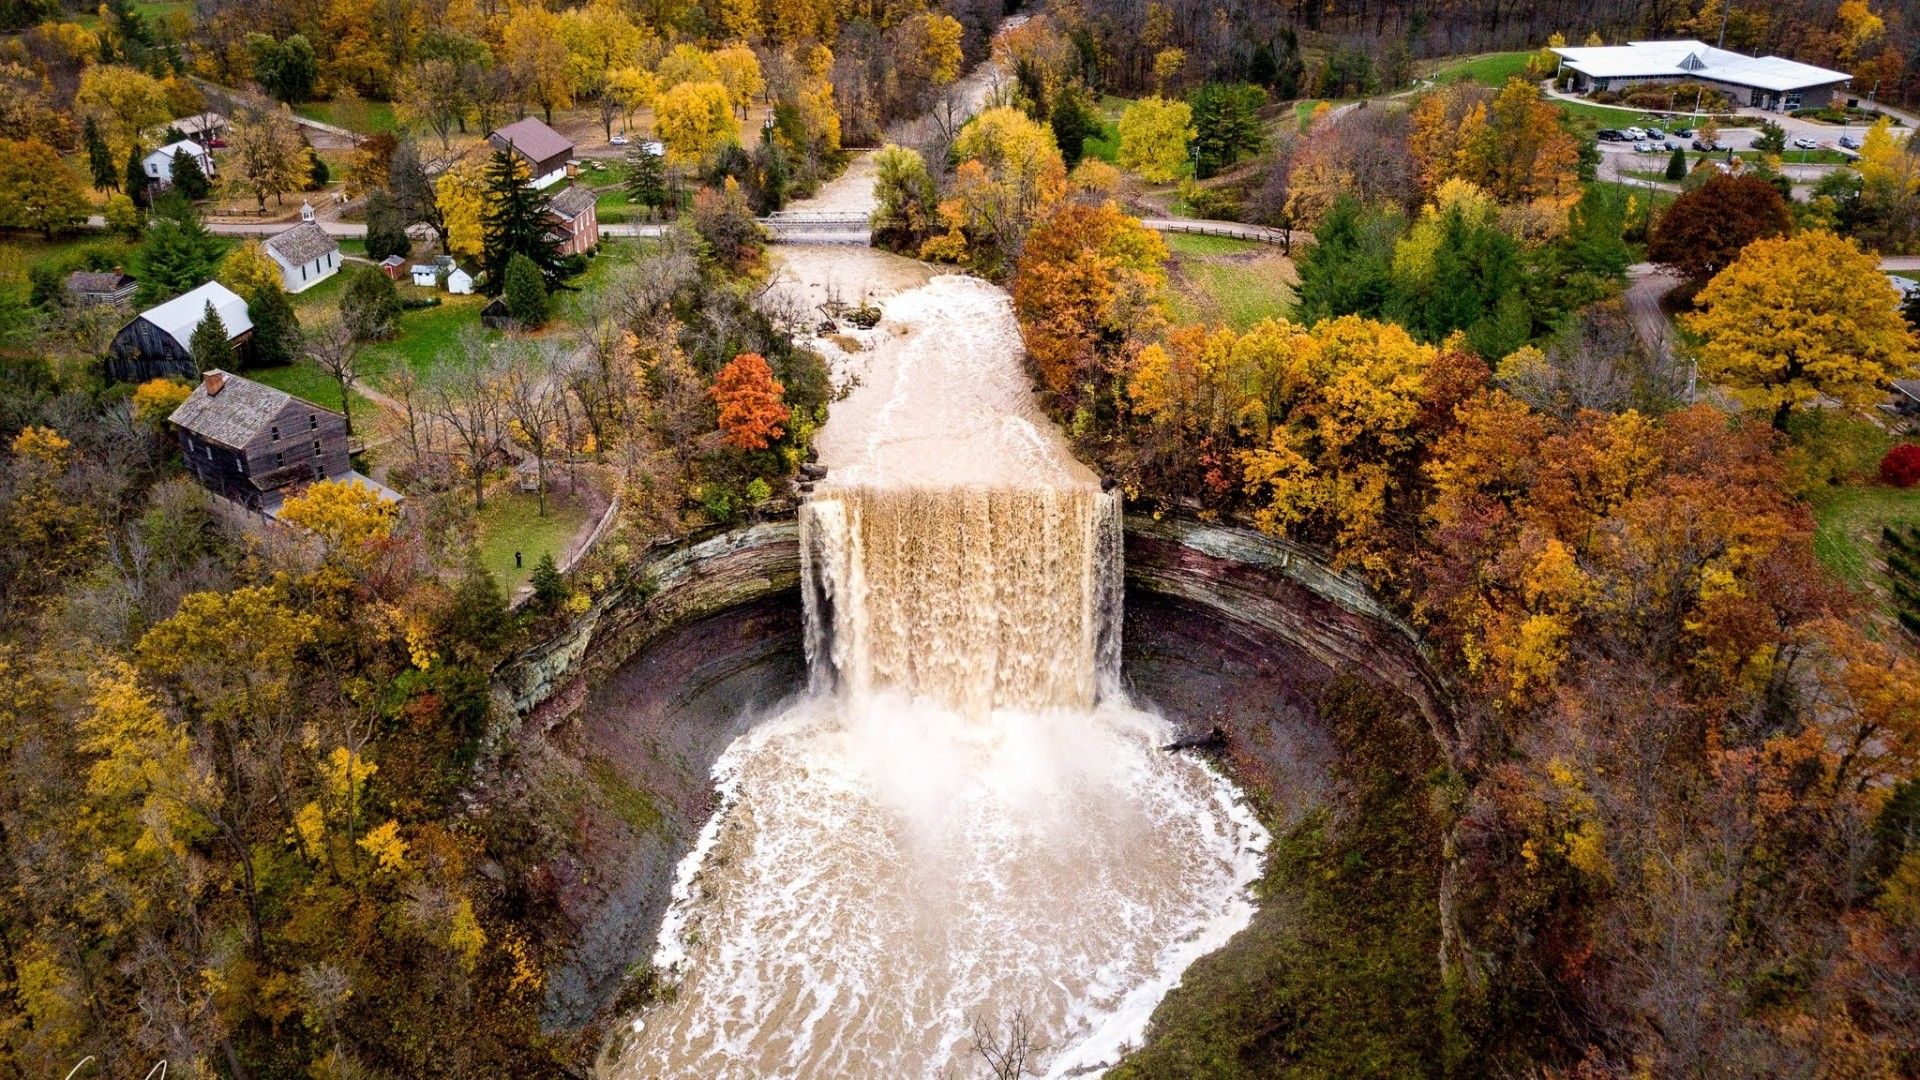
[546,185,599,257]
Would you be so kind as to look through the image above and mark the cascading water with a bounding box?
[609,276,1267,1079]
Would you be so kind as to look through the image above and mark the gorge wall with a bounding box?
[487,510,1454,1030]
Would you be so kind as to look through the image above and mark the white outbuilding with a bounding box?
[143,139,216,185]
[262,222,342,294]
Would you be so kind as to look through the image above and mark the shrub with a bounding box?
[1882,444,1920,488]
[502,253,549,327]
[340,266,403,341]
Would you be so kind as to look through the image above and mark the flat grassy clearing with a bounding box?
[1082,96,1131,163]
[1168,250,1297,331]
[289,271,352,320]
[475,490,591,593]
[1811,484,1920,593]
[1162,232,1267,256]
[1554,98,1685,130]
[359,294,493,382]
[1430,51,1534,87]
[294,100,400,135]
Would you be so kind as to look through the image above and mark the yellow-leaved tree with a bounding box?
[217,240,284,301]
[75,64,170,159]
[1116,96,1194,183]
[711,45,764,119]
[278,478,399,553]
[654,80,736,166]
[131,378,194,424]
[435,156,489,259]
[1683,230,1920,429]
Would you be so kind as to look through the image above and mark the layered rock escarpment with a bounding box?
[487,512,1453,1031]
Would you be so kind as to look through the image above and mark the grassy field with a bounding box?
[1811,485,1920,592]
[1162,233,1268,256]
[1082,95,1131,163]
[294,100,399,135]
[246,359,379,418]
[1168,249,1296,331]
[360,295,493,381]
[1430,51,1534,87]
[476,490,591,593]
[1554,98,1687,130]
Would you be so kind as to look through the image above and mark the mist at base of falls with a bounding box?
[607,271,1269,1079]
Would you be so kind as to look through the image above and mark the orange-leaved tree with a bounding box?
[1011,199,1167,401]
[711,352,787,450]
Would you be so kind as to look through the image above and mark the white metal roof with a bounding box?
[141,281,253,351]
[145,139,210,165]
[1552,40,1851,92]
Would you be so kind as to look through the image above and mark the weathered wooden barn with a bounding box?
[107,281,253,383]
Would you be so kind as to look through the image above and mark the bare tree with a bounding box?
[499,342,566,515]
[969,1007,1046,1079]
[304,316,362,439]
[427,327,504,510]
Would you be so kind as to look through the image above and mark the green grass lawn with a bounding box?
[1162,232,1267,256]
[1554,98,1679,130]
[338,237,368,258]
[1169,251,1296,331]
[1810,485,1920,592]
[294,100,399,135]
[476,490,591,593]
[1430,51,1534,88]
[246,359,379,418]
[360,295,493,383]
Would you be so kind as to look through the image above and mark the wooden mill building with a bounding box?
[167,370,353,512]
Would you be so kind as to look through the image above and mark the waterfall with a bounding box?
[801,483,1123,716]
[610,271,1267,1080]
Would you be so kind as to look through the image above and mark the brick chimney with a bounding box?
[203,371,226,396]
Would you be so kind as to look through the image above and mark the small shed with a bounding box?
[487,117,575,190]
[144,139,215,185]
[379,255,407,279]
[410,264,440,288]
[66,270,137,308]
[445,266,474,295]
[480,297,514,329]
[263,222,341,294]
[108,281,253,383]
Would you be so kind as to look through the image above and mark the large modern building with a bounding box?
[1551,40,1852,111]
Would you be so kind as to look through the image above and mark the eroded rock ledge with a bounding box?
[486,511,1456,1032]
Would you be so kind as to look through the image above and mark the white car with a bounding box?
[1793,137,1819,149]
[1624,127,1647,140]
[610,133,630,146]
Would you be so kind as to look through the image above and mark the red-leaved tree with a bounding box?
[1882,443,1920,487]
[710,352,787,450]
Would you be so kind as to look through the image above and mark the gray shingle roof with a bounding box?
[264,222,339,267]
[547,184,596,220]
[169,370,334,449]
[67,271,134,295]
[489,117,574,166]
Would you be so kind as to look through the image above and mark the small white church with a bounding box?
[262,207,342,294]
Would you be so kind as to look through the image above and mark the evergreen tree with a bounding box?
[85,117,118,192]
[624,145,669,220]
[124,143,150,208]
[445,558,512,660]
[340,266,403,341]
[480,147,558,294]
[171,148,211,200]
[131,194,224,305]
[748,139,788,215]
[502,253,549,326]
[307,148,330,189]
[1188,83,1267,178]
[1903,286,1920,332]
[529,553,566,611]
[1665,144,1687,181]
[1294,196,1397,324]
[364,189,411,262]
[188,301,234,371]
[247,283,301,367]
[28,262,65,309]
[1049,84,1099,168]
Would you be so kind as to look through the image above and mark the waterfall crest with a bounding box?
[801,483,1122,716]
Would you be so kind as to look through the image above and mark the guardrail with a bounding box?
[1148,220,1290,246]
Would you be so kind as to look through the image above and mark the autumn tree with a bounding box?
[1012,200,1168,400]
[655,80,736,167]
[872,144,936,252]
[0,140,90,238]
[1683,230,1920,429]
[435,155,488,260]
[304,317,361,437]
[395,59,466,153]
[278,478,397,552]
[228,107,307,211]
[218,240,282,301]
[75,64,168,159]
[711,45,764,119]
[711,352,786,450]
[504,2,572,122]
[924,106,1067,274]
[1116,96,1194,183]
[1646,173,1791,286]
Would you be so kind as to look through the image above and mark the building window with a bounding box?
[309,414,318,430]
[313,440,322,456]
[271,425,279,440]
[275,451,284,468]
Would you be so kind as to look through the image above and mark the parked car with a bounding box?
[1634,141,1653,152]
[1664,140,1680,151]
[1647,127,1666,139]
[1839,134,1861,149]
[1597,129,1623,141]
[1793,137,1819,149]
[1674,127,1696,138]
[610,133,629,146]
[1692,137,1718,151]
[208,137,227,148]
[1624,127,1647,140]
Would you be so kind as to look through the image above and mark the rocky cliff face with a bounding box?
[488,513,1453,1032]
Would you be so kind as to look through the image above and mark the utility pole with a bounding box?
[1717,0,1731,48]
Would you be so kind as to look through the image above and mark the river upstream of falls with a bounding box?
[605,221,1267,1080]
